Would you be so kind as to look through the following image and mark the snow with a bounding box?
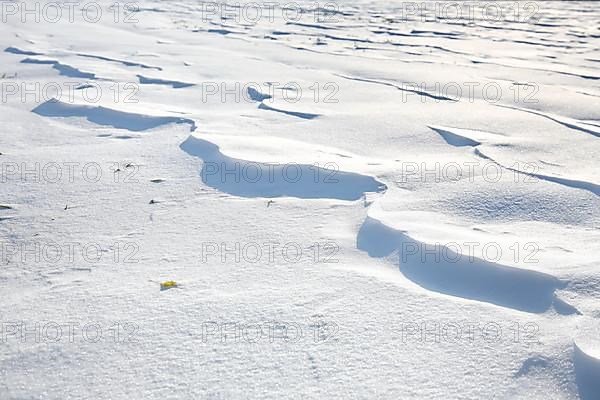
[0,0,599,399]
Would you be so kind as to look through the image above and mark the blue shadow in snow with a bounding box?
[357,217,576,314]
[33,99,196,132]
[180,135,386,200]
[574,343,600,400]
[21,57,96,79]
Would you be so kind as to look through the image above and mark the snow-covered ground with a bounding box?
[1,0,599,398]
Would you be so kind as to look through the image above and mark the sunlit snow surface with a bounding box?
[0,1,599,399]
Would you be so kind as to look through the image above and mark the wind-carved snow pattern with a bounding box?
[137,75,194,89]
[20,57,97,79]
[257,103,320,120]
[33,99,197,132]
[76,53,163,70]
[574,332,600,400]
[336,74,458,102]
[428,126,482,147]
[496,105,600,138]
[244,86,318,119]
[180,135,386,200]
[4,46,43,56]
[429,125,600,197]
[357,217,578,314]
[247,87,272,102]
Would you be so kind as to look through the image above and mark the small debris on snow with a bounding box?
[160,281,177,290]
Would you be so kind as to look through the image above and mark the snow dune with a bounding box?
[428,125,600,196]
[181,135,386,200]
[33,99,197,132]
[357,216,578,314]
[21,57,97,79]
